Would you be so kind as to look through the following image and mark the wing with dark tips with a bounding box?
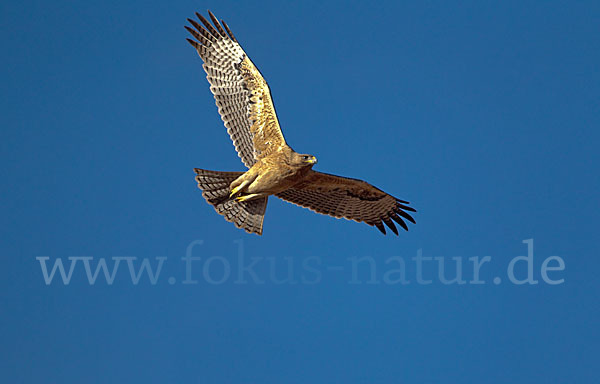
[276,171,416,235]
[186,11,287,168]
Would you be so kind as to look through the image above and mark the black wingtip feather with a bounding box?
[374,221,386,235]
[222,20,237,42]
[397,203,416,213]
[396,208,416,224]
[383,217,399,235]
[185,25,202,41]
[186,38,201,49]
[187,18,209,40]
[390,213,409,231]
[196,12,220,39]
[187,18,201,31]
[207,10,227,37]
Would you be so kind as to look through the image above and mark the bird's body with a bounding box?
[230,149,316,200]
[186,11,416,235]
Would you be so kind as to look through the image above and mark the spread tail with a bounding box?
[194,168,268,235]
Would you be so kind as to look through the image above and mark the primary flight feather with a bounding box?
[186,11,416,236]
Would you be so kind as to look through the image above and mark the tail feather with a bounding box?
[194,168,268,235]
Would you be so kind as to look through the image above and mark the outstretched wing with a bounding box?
[186,11,287,168]
[276,171,416,235]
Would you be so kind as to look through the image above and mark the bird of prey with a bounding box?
[186,11,416,236]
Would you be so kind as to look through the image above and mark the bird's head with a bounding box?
[291,153,318,167]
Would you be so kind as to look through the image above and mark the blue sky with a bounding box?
[1,0,599,382]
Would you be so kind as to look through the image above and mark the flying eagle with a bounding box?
[186,11,416,235]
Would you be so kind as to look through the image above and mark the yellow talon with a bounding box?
[229,185,242,198]
[236,194,260,202]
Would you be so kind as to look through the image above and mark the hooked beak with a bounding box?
[307,156,317,165]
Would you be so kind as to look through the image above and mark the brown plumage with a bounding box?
[187,11,416,236]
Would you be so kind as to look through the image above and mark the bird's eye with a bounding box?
[303,156,309,160]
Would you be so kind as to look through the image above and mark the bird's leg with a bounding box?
[229,169,260,198]
[229,178,254,199]
[235,193,263,202]
[229,180,250,199]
